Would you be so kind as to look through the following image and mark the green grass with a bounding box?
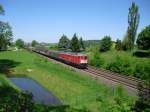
[0,74,20,91]
[87,48,150,79]
[0,50,135,111]
[101,50,149,70]
[88,49,149,67]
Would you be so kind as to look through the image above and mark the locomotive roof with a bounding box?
[34,47,87,56]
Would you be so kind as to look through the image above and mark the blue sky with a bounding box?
[0,0,150,43]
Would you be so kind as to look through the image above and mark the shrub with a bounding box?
[134,83,150,112]
[115,39,122,50]
[85,45,99,53]
[137,25,150,50]
[0,85,34,112]
[133,50,150,57]
[106,56,133,76]
[134,61,150,81]
[89,52,104,67]
[0,84,90,112]
[96,86,133,112]
[100,36,112,52]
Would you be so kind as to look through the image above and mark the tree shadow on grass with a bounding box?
[0,59,21,74]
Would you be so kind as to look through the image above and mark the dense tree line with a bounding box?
[58,33,85,52]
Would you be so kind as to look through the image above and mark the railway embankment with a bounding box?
[34,49,142,96]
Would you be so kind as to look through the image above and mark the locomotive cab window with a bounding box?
[81,56,83,59]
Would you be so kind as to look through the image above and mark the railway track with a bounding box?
[83,65,144,90]
[31,49,145,94]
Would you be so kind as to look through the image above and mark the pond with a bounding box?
[9,77,62,105]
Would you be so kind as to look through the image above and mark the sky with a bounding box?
[0,0,150,43]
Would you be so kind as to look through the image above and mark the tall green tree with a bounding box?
[0,4,13,50]
[58,34,70,50]
[136,25,150,50]
[31,40,38,47]
[71,33,80,52]
[122,2,140,50]
[15,39,24,48]
[100,36,112,52]
[79,37,85,51]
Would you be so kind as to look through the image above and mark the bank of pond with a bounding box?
[0,76,75,111]
[8,77,61,105]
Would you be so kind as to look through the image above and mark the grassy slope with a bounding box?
[0,74,20,91]
[0,50,135,111]
[87,49,149,75]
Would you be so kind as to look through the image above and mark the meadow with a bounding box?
[86,46,150,82]
[0,50,136,111]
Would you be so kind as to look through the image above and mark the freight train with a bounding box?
[32,47,88,68]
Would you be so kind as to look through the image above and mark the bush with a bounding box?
[85,45,99,53]
[0,85,34,112]
[100,36,112,52]
[106,56,133,76]
[134,83,150,112]
[137,25,150,50]
[115,39,122,50]
[134,61,150,81]
[96,86,133,112]
[133,50,150,57]
[89,52,104,67]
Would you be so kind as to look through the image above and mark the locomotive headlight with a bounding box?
[81,60,87,63]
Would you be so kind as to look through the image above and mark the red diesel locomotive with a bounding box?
[32,47,88,68]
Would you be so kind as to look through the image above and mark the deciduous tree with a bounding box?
[137,25,150,50]
[100,36,112,52]
[58,34,70,50]
[0,5,13,50]
[31,40,38,47]
[0,22,13,50]
[15,39,24,48]
[122,2,140,50]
